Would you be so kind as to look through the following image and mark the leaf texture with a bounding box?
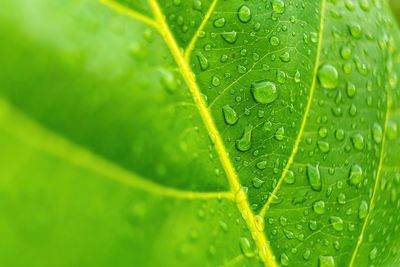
[0,0,400,266]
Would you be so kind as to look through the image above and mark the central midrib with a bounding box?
[147,0,277,266]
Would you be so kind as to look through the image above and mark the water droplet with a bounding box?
[319,255,335,267]
[284,170,295,184]
[221,31,238,44]
[222,105,238,125]
[251,81,278,104]
[272,0,285,14]
[372,122,382,143]
[254,215,265,231]
[211,76,220,87]
[340,46,352,59]
[387,121,398,140]
[280,216,288,226]
[196,51,209,70]
[283,229,294,239]
[256,160,267,170]
[348,22,363,39]
[346,82,356,97]
[309,220,318,231]
[351,133,364,151]
[337,193,346,205]
[307,164,322,191]
[317,141,330,153]
[280,51,290,62]
[280,253,289,266]
[313,200,326,214]
[160,69,177,93]
[213,17,225,28]
[303,249,311,260]
[270,36,280,46]
[349,164,363,185]
[238,5,251,23]
[335,129,345,141]
[329,216,344,231]
[252,177,264,189]
[274,127,285,141]
[236,125,252,152]
[359,200,368,219]
[318,64,339,89]
[369,247,377,260]
[239,237,253,258]
[264,121,272,131]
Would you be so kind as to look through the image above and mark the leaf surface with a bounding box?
[0,0,400,266]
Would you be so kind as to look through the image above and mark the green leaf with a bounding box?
[0,0,400,266]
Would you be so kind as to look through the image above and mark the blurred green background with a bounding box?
[391,0,400,23]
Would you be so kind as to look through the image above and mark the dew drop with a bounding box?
[239,237,253,258]
[213,17,225,28]
[358,200,369,219]
[329,216,344,231]
[280,253,289,266]
[372,122,383,143]
[319,255,335,267]
[272,0,285,14]
[348,22,363,39]
[318,64,339,89]
[274,127,285,141]
[313,200,326,214]
[251,81,278,104]
[221,31,238,44]
[238,5,251,23]
[349,164,363,185]
[270,36,280,46]
[307,164,322,191]
[222,105,238,125]
[252,177,264,189]
[284,170,295,184]
[236,125,252,152]
[196,51,209,70]
[351,133,364,151]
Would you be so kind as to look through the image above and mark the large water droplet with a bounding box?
[272,0,285,14]
[372,122,382,143]
[274,127,285,141]
[329,216,344,231]
[318,64,339,89]
[196,51,209,71]
[319,255,335,267]
[222,105,238,125]
[358,200,368,219]
[236,125,252,152]
[251,81,278,104]
[307,164,322,191]
[351,133,364,151]
[221,31,238,44]
[349,164,363,185]
[238,5,251,23]
[313,200,326,214]
[239,237,253,258]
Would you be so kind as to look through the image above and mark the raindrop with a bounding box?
[238,5,251,23]
[251,81,278,104]
[318,64,339,89]
[307,164,322,191]
[222,105,238,125]
[236,125,253,152]
[221,31,238,44]
[313,200,326,214]
[349,164,363,185]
